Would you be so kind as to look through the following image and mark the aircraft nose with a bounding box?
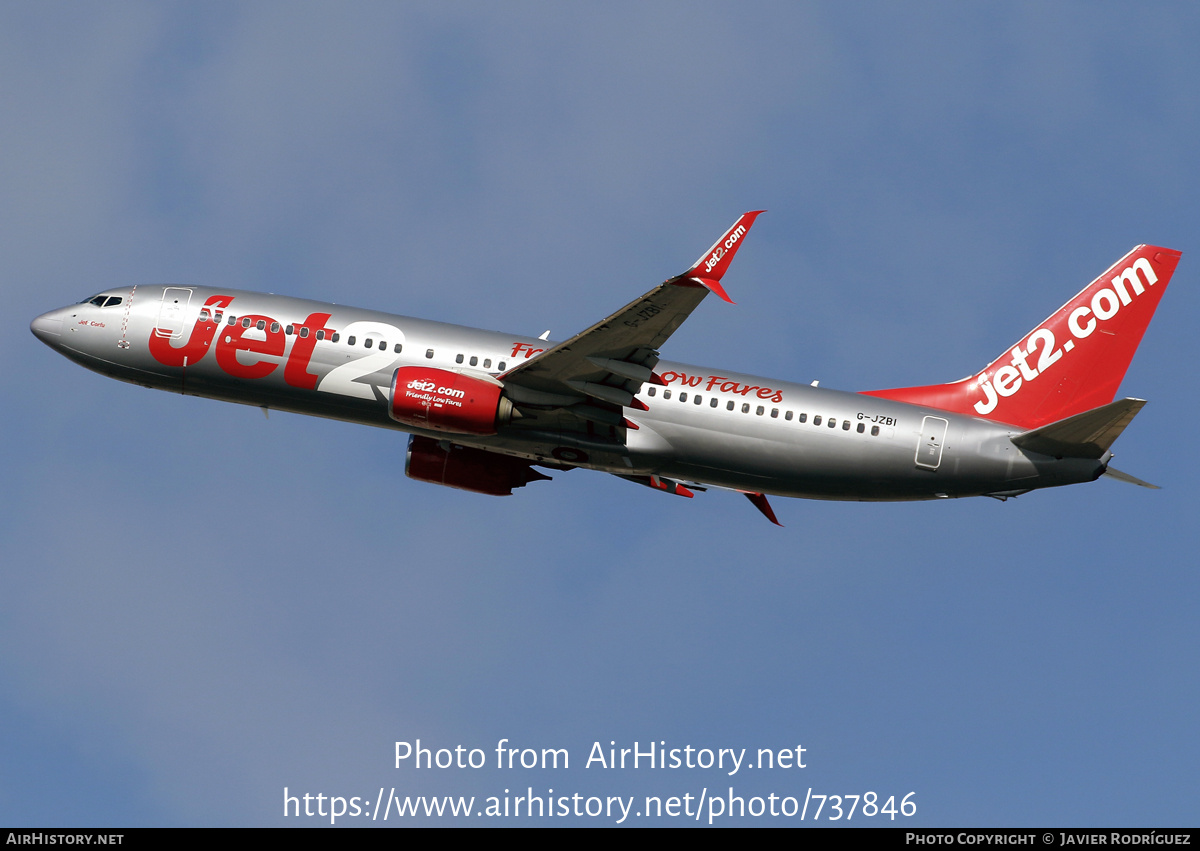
[31,307,67,344]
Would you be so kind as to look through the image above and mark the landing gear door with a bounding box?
[155,287,193,339]
[915,415,949,470]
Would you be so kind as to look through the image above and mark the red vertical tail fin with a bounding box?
[861,246,1181,429]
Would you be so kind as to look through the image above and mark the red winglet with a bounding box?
[677,211,765,303]
[744,491,783,526]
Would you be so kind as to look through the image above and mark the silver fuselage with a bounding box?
[31,285,1105,501]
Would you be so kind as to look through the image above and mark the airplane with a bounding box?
[30,213,1180,525]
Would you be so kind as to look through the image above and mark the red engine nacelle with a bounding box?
[389,366,515,435]
[405,436,551,496]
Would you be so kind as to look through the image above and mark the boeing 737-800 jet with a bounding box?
[30,213,1179,524]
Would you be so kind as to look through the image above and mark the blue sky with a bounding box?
[3,1,1198,826]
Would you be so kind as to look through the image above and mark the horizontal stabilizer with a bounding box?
[1011,398,1146,459]
[1103,466,1160,489]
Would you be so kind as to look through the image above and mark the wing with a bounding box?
[500,212,764,419]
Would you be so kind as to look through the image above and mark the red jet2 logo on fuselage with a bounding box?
[147,295,334,391]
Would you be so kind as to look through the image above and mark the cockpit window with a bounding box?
[84,295,122,307]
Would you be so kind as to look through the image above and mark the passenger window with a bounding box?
[300,327,310,338]
[455,353,464,364]
[365,339,374,349]
[483,358,491,368]
[647,387,656,397]
[228,315,237,325]
[828,418,837,428]
[679,393,687,403]
[347,335,355,345]
[842,420,850,430]
[727,401,734,411]
[798,413,807,423]
[214,311,223,323]
[270,322,280,333]
[813,415,822,426]
[200,309,211,322]
[285,324,294,335]
[469,356,478,366]
[785,411,793,421]
[498,361,506,370]
[663,390,672,399]
[857,423,865,433]
[756,406,764,416]
[741,403,750,413]
[426,349,435,359]
[332,333,340,343]
[316,330,325,341]
[710,398,718,408]
[242,317,251,328]
[694,395,702,405]
[394,343,402,353]
[256,320,266,331]
[871,425,880,436]
[770,408,779,418]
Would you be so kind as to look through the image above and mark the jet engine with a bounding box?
[405,436,550,496]
[389,366,517,435]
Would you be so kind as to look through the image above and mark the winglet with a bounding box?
[678,211,765,303]
[744,491,783,526]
